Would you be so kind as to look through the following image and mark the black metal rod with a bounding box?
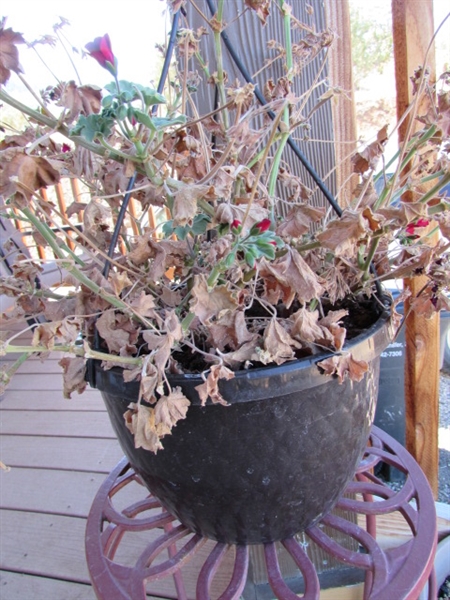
[104,9,181,279]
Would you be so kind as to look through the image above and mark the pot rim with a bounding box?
[88,295,394,404]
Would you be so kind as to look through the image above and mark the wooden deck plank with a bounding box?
[0,468,113,517]
[0,435,124,472]
[0,509,181,598]
[0,466,152,518]
[0,410,116,438]
[0,509,92,584]
[0,390,106,411]
[5,372,85,391]
[0,571,97,600]
[1,357,64,373]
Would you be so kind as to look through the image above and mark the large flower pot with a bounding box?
[88,302,393,544]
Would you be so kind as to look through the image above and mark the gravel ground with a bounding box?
[439,373,450,504]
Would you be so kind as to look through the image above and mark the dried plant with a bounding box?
[0,3,449,452]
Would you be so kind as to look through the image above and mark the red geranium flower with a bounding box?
[85,34,118,76]
[406,218,430,236]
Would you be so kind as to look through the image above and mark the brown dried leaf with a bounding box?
[352,126,388,174]
[195,364,234,406]
[172,184,210,226]
[316,210,369,257]
[262,318,302,365]
[96,310,134,354]
[11,254,43,282]
[435,211,450,240]
[277,167,313,202]
[260,248,324,308]
[51,81,102,122]
[0,20,25,84]
[123,403,167,453]
[154,387,190,429]
[32,321,61,350]
[58,357,86,398]
[0,148,60,201]
[129,292,157,318]
[277,203,325,238]
[0,129,34,150]
[217,340,259,369]
[109,271,132,295]
[208,310,256,351]
[317,353,369,384]
[128,238,188,281]
[245,0,271,24]
[290,308,323,343]
[190,274,238,324]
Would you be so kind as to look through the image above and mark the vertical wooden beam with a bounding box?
[391,0,439,496]
[324,0,358,207]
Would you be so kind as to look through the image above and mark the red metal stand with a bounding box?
[85,426,437,600]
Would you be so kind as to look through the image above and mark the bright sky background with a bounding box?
[2,0,171,96]
[1,1,448,114]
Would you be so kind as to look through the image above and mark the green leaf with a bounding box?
[244,248,257,268]
[70,114,114,142]
[138,86,166,106]
[191,213,211,235]
[162,221,175,237]
[152,115,187,130]
[104,81,166,106]
[102,95,113,109]
[116,105,128,121]
[255,241,276,259]
[132,108,156,131]
[224,251,236,268]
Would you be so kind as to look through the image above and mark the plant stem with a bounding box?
[241,103,287,228]
[362,236,381,280]
[267,0,294,211]
[2,343,142,365]
[213,0,229,129]
[21,206,85,266]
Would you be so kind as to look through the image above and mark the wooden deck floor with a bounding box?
[1,325,449,600]
[0,325,123,599]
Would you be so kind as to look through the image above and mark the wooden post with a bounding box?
[391,0,439,496]
[324,0,358,207]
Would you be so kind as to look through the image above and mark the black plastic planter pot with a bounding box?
[89,304,393,545]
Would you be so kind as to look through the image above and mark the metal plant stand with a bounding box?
[85,426,437,600]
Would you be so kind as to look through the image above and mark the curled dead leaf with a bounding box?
[190,274,238,324]
[0,20,25,84]
[0,149,60,202]
[59,356,87,398]
[316,209,369,257]
[245,0,271,24]
[195,364,234,406]
[317,353,369,384]
[123,403,167,453]
[260,247,324,308]
[262,318,302,365]
[154,387,190,429]
[277,203,325,238]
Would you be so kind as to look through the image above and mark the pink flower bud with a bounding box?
[254,218,271,233]
[61,143,71,153]
[85,34,118,76]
